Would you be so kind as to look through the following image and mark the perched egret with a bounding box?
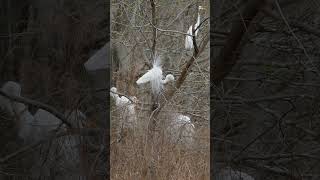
[185,6,205,50]
[110,87,137,127]
[136,56,175,94]
[168,114,195,146]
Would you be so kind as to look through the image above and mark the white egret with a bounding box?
[136,56,175,94]
[185,6,205,50]
[168,114,195,146]
[110,87,137,127]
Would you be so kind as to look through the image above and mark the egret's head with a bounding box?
[110,87,117,93]
[199,6,205,10]
[166,74,175,82]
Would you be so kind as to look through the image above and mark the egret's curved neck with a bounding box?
[162,77,169,84]
[162,76,173,84]
[197,12,200,24]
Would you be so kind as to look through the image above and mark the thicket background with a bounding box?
[110,0,210,180]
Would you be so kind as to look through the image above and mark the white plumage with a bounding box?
[110,87,137,127]
[185,26,194,50]
[136,56,174,94]
[185,6,204,50]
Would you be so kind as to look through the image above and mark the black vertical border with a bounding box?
[106,0,111,179]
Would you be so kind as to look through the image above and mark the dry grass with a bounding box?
[110,0,210,179]
[110,108,209,180]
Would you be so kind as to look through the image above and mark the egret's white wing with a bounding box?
[185,26,194,50]
[116,96,130,107]
[136,69,155,84]
[194,12,201,36]
[110,92,118,99]
[177,114,191,123]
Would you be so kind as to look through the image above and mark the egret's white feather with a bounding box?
[110,87,118,99]
[136,56,164,94]
[110,88,137,129]
[185,6,202,50]
[194,12,201,36]
[161,74,175,84]
[185,26,193,50]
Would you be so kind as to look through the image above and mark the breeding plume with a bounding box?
[136,56,174,94]
[185,6,204,50]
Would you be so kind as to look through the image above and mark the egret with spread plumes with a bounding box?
[136,56,174,95]
[110,87,137,127]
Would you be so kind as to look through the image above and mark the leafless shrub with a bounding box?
[111,0,209,179]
